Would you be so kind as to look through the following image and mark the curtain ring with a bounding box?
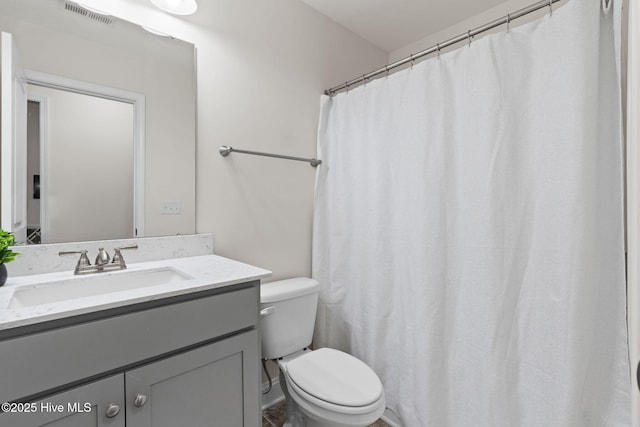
[467,30,472,46]
[410,54,415,70]
[362,74,367,86]
[437,43,441,58]
[548,0,553,15]
[506,13,511,31]
[345,81,350,93]
[385,65,390,78]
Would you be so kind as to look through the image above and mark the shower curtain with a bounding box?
[312,0,630,425]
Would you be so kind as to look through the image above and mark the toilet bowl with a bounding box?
[260,278,385,427]
[279,348,385,427]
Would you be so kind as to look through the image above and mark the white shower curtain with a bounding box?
[312,0,630,425]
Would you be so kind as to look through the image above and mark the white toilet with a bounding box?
[260,277,385,427]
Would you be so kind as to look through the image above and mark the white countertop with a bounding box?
[0,254,271,331]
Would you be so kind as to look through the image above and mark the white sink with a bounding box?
[8,267,192,309]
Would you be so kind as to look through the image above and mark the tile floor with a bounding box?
[262,401,390,427]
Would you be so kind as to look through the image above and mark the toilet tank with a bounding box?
[260,278,320,359]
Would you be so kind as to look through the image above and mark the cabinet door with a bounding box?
[126,330,260,427]
[0,374,125,427]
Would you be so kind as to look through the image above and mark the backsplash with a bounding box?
[7,234,214,277]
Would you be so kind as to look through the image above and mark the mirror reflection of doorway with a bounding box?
[26,86,135,244]
[26,100,40,244]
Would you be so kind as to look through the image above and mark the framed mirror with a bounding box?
[0,0,196,244]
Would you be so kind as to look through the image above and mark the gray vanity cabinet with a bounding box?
[0,282,262,427]
[2,331,257,427]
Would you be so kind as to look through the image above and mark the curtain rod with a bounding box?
[325,0,564,97]
[219,146,322,167]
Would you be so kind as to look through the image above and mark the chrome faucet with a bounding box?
[59,245,138,275]
[95,248,111,267]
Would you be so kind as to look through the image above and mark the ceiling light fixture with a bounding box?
[149,0,198,15]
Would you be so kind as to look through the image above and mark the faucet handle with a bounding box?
[112,245,137,269]
[59,250,90,265]
[112,248,125,268]
[58,249,91,274]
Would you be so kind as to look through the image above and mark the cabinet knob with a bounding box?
[260,306,275,317]
[134,394,148,408]
[105,403,120,418]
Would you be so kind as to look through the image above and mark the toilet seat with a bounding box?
[287,372,385,417]
[282,348,385,418]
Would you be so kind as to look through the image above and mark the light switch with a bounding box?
[160,200,181,214]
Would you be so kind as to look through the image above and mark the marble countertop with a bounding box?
[0,254,271,331]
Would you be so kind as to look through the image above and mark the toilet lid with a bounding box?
[286,348,383,407]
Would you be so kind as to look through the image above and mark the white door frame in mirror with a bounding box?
[24,70,145,241]
[1,32,28,243]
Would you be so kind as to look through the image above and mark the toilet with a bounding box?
[260,277,385,427]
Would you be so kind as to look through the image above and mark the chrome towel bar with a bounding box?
[219,146,322,167]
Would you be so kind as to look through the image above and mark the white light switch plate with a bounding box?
[160,200,181,214]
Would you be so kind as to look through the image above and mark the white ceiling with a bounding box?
[300,0,509,52]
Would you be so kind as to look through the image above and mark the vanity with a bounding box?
[0,249,271,427]
[0,1,271,424]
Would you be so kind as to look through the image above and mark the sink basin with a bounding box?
[8,267,192,309]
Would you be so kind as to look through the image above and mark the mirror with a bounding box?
[0,0,196,244]
[26,81,138,244]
